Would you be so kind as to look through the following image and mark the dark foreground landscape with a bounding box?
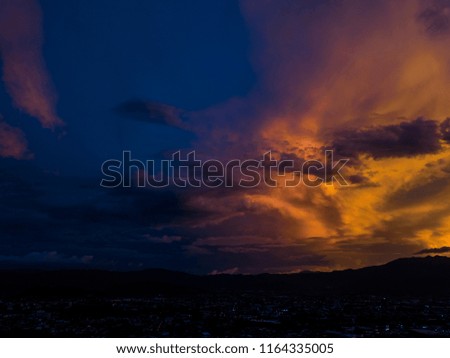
[1,256,450,337]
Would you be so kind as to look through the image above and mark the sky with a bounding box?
[1,0,450,274]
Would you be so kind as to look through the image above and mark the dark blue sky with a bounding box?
[6,0,255,175]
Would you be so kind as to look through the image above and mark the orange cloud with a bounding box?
[224,0,450,269]
[242,0,450,146]
[0,118,31,159]
[0,0,63,129]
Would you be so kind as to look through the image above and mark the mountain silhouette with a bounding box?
[0,256,449,298]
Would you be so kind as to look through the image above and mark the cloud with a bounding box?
[106,1,450,272]
[440,117,450,141]
[209,267,239,275]
[419,0,450,36]
[0,0,63,129]
[143,235,183,244]
[5,0,450,273]
[332,118,442,159]
[0,118,32,159]
[116,100,188,130]
[240,0,450,154]
[0,160,338,273]
[207,0,450,270]
[415,246,450,255]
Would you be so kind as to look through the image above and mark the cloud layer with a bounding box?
[2,0,450,273]
[0,0,63,129]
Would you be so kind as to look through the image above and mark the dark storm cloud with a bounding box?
[44,187,193,227]
[440,117,450,141]
[0,160,273,271]
[0,161,199,268]
[419,0,450,35]
[348,174,369,184]
[383,176,450,211]
[116,100,188,130]
[332,118,442,159]
[415,246,450,255]
[0,158,336,273]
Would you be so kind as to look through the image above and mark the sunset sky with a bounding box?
[1,0,450,274]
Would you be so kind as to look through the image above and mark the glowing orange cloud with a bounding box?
[206,0,450,270]
[242,0,450,146]
[176,0,450,272]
